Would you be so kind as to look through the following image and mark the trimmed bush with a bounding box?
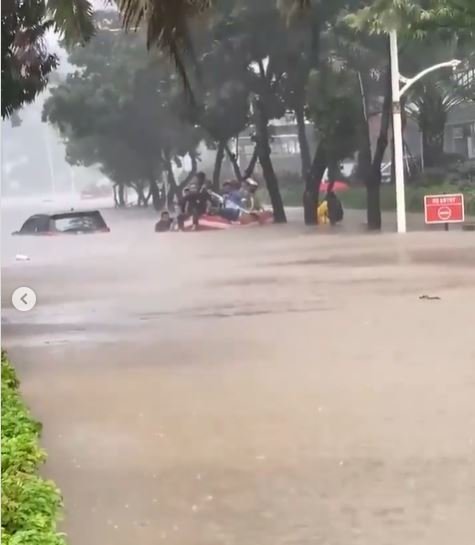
[1,351,67,545]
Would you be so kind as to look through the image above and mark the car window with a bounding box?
[52,213,106,233]
[20,217,48,233]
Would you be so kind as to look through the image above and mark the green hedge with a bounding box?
[1,352,67,545]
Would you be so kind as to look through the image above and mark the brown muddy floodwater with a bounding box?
[2,202,475,545]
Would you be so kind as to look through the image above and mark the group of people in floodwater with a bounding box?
[155,172,266,232]
[155,170,344,232]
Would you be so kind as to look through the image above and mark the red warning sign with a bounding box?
[424,193,465,224]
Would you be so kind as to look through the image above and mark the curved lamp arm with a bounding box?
[400,60,462,97]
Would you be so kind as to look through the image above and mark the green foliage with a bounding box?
[348,0,475,37]
[1,353,67,545]
[118,0,211,94]
[43,11,201,194]
[1,1,58,118]
[1,0,94,119]
[306,64,361,162]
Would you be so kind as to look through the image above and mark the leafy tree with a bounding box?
[184,0,293,222]
[43,12,201,209]
[306,64,360,183]
[117,0,317,223]
[178,24,253,189]
[347,0,475,227]
[1,0,94,118]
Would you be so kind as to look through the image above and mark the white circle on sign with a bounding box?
[437,206,452,221]
[12,287,37,312]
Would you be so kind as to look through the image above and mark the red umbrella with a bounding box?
[318,180,349,192]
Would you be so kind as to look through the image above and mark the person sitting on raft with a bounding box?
[241,178,264,212]
[218,180,242,222]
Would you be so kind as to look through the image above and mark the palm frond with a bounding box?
[117,0,211,98]
[47,0,95,46]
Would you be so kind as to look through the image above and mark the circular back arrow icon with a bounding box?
[12,287,37,312]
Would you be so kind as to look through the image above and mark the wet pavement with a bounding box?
[2,201,475,545]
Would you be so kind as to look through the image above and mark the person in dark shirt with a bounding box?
[194,172,213,217]
[177,173,213,230]
[326,190,344,225]
[155,210,174,232]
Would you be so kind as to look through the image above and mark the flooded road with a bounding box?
[2,202,475,545]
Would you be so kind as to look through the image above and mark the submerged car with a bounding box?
[12,210,110,236]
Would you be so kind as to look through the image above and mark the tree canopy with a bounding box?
[1,0,94,118]
[43,12,201,208]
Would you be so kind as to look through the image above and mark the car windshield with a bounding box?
[20,216,49,233]
[52,213,107,233]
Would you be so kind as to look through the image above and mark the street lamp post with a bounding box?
[389,31,406,234]
[389,30,461,233]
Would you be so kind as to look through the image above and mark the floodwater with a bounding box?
[2,199,475,545]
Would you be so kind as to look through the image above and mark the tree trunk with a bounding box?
[367,67,392,230]
[148,178,161,211]
[355,72,372,185]
[303,142,327,225]
[422,130,445,167]
[244,145,258,178]
[295,103,311,179]
[164,155,178,208]
[300,7,324,225]
[117,184,126,207]
[212,140,225,191]
[178,151,198,192]
[224,143,244,181]
[327,157,339,183]
[224,143,258,181]
[113,184,119,207]
[144,185,152,206]
[418,87,447,168]
[134,183,147,207]
[255,99,286,223]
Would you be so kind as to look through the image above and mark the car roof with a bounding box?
[26,213,50,219]
[49,209,102,218]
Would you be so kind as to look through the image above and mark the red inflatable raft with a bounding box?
[182,211,273,231]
